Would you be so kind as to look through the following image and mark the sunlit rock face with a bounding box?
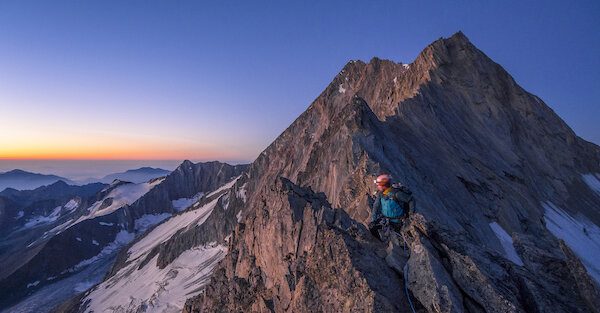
[184,32,600,313]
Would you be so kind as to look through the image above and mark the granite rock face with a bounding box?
[184,178,411,313]
[184,32,600,312]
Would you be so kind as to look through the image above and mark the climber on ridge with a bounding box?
[368,174,415,240]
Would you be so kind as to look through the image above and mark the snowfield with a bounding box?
[543,201,600,283]
[23,206,62,228]
[489,222,524,266]
[171,192,204,211]
[76,179,164,223]
[127,196,218,262]
[64,231,135,274]
[50,178,164,234]
[79,185,232,313]
[205,175,241,198]
[84,244,226,313]
[134,213,172,232]
[583,173,600,196]
[64,199,79,211]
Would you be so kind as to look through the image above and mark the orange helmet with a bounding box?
[374,174,392,187]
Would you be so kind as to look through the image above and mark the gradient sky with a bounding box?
[1,0,599,163]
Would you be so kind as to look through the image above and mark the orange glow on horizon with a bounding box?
[0,151,247,161]
[1,128,258,162]
[0,145,252,161]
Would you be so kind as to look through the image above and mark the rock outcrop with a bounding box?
[184,178,412,312]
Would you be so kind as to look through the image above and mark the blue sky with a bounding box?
[1,0,599,163]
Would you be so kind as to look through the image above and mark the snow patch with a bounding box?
[73,281,95,293]
[102,179,122,192]
[489,222,524,266]
[98,222,113,226]
[76,237,82,242]
[393,77,397,83]
[27,281,40,288]
[543,201,600,283]
[83,179,163,219]
[206,175,242,198]
[403,63,410,69]
[24,206,62,228]
[582,173,600,196]
[65,231,135,274]
[15,211,24,220]
[64,199,79,211]
[171,192,204,212]
[222,193,230,210]
[237,184,247,203]
[134,213,172,232]
[236,210,243,222]
[339,84,346,94]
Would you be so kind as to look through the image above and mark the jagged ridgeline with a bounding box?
[63,31,600,313]
[0,161,247,312]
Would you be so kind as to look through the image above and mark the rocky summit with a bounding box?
[183,31,600,313]
[53,31,600,313]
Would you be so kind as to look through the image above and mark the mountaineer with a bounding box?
[368,174,415,240]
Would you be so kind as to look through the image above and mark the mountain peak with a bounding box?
[448,30,470,43]
[411,31,479,70]
[133,167,155,171]
[181,160,194,166]
[48,180,69,187]
[6,169,28,174]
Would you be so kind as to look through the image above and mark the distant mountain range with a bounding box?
[0,167,172,192]
[77,167,172,184]
[0,170,76,192]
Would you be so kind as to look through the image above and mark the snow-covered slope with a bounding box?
[0,180,167,313]
[87,245,226,313]
[3,161,248,312]
[543,201,600,283]
[50,178,164,235]
[76,181,234,313]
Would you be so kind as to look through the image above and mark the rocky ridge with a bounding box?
[1,161,247,312]
[51,172,249,313]
[183,31,600,312]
